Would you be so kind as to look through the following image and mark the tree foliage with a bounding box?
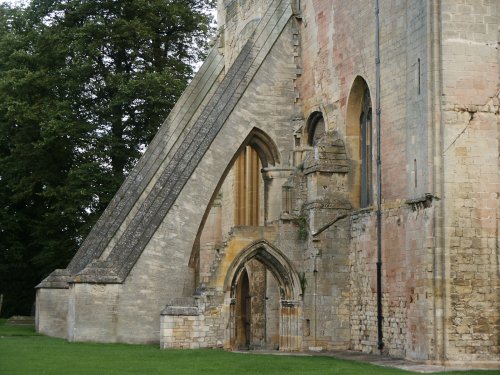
[0,0,214,317]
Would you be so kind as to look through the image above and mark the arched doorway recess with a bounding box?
[225,240,302,352]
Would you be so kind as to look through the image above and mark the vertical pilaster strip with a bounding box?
[374,0,384,352]
[428,0,446,364]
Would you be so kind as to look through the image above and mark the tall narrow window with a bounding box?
[417,58,421,95]
[235,146,260,226]
[360,87,372,207]
[281,185,294,214]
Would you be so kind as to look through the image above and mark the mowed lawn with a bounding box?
[0,320,496,375]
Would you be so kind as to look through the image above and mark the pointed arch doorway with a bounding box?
[233,259,281,350]
[227,240,302,352]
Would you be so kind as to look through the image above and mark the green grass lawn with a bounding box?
[0,319,496,375]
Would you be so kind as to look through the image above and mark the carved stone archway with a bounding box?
[225,240,302,351]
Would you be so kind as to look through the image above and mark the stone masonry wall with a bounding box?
[349,210,379,353]
[297,0,435,361]
[349,202,435,360]
[439,0,499,364]
[36,288,68,339]
[160,297,226,349]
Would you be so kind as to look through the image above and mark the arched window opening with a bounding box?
[360,87,373,207]
[307,112,325,146]
[346,76,373,208]
[191,129,280,286]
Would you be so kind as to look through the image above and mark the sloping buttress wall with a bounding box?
[37,0,299,344]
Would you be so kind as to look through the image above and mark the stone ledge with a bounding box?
[161,297,200,316]
[71,260,122,284]
[303,163,349,175]
[405,193,437,211]
[36,269,72,289]
[303,198,352,211]
[161,306,200,316]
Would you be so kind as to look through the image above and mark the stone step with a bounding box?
[6,315,35,326]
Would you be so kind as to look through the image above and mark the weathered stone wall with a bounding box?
[68,283,122,343]
[348,203,436,360]
[439,0,499,365]
[296,0,436,360]
[161,314,210,349]
[349,210,378,353]
[36,288,68,339]
[219,0,272,68]
[198,193,223,285]
[302,220,351,351]
[160,297,226,349]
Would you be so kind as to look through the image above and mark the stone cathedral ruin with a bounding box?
[36,0,499,368]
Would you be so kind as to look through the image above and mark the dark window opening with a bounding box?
[307,112,325,146]
[360,87,373,207]
[294,135,301,147]
[417,58,421,95]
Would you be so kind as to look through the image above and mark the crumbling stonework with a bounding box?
[37,0,499,369]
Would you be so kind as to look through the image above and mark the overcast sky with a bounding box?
[0,0,29,6]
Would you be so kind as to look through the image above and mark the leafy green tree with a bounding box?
[0,0,214,317]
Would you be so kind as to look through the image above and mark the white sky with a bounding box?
[0,0,29,5]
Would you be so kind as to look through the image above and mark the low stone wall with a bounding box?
[160,297,225,349]
[161,314,208,349]
[36,287,68,339]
